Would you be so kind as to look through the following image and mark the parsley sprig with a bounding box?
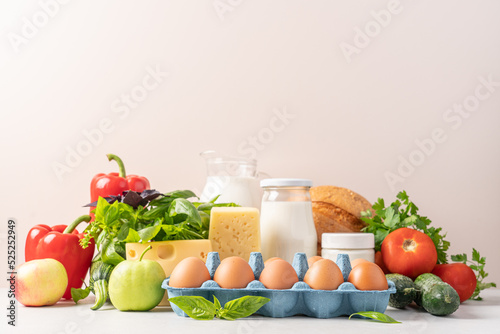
[451,248,497,300]
[361,190,450,264]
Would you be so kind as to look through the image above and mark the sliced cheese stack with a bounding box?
[209,207,261,261]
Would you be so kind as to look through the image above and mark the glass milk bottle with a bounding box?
[259,178,317,263]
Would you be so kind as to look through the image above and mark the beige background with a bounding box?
[1,0,499,288]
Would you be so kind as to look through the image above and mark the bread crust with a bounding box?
[310,186,374,218]
[310,186,373,255]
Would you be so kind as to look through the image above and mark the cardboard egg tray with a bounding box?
[161,252,396,319]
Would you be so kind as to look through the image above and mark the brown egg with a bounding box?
[169,257,211,288]
[304,259,344,290]
[213,256,254,289]
[259,259,299,289]
[264,257,281,266]
[307,256,323,268]
[348,261,388,291]
[350,258,370,268]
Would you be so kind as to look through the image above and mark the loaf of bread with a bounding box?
[310,186,374,255]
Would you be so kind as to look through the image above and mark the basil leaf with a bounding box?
[96,229,108,250]
[121,191,145,208]
[163,213,174,225]
[94,197,111,222]
[168,296,216,320]
[71,286,91,303]
[221,296,270,319]
[217,309,236,321]
[105,204,119,224]
[213,295,222,310]
[141,205,168,221]
[168,198,202,229]
[196,202,240,216]
[139,189,162,202]
[117,223,130,241]
[161,225,179,240]
[349,311,400,324]
[149,196,174,208]
[165,190,197,199]
[123,228,140,243]
[199,211,210,231]
[101,239,125,266]
[138,225,161,242]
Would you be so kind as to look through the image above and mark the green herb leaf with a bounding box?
[349,311,400,324]
[101,238,125,266]
[123,228,141,243]
[141,205,168,221]
[221,295,270,320]
[71,286,91,304]
[383,207,398,228]
[169,295,269,321]
[117,223,130,241]
[138,225,162,242]
[195,202,240,216]
[164,190,197,199]
[169,198,202,229]
[168,296,217,320]
[472,248,481,262]
[94,196,111,223]
[213,295,222,310]
[361,190,450,262]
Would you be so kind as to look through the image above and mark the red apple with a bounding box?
[15,259,68,306]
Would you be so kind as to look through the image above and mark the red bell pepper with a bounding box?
[25,215,95,300]
[90,153,150,217]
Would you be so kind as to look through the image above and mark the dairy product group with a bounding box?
[207,178,318,263]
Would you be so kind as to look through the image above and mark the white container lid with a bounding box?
[260,178,313,188]
[322,233,375,249]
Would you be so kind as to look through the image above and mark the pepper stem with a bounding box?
[139,245,152,261]
[107,154,127,178]
[63,215,92,234]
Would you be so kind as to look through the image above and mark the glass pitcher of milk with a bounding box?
[199,151,262,208]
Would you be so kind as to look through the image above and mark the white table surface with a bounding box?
[2,288,499,334]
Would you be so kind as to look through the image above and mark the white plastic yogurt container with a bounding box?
[321,233,375,263]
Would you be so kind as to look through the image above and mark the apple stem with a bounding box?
[139,245,152,261]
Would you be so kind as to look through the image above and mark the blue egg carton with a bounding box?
[161,252,396,319]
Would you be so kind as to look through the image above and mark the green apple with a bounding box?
[15,259,68,306]
[109,245,166,311]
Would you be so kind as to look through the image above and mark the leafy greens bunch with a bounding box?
[360,190,450,264]
[80,189,238,266]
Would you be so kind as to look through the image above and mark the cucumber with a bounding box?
[414,273,460,316]
[386,274,417,309]
[414,273,442,306]
[421,282,460,316]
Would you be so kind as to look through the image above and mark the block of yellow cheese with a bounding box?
[209,207,260,261]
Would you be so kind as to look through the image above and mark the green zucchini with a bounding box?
[89,260,115,310]
[386,274,417,309]
[414,273,460,316]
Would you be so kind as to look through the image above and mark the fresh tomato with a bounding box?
[381,227,437,279]
[374,251,390,274]
[432,263,477,302]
